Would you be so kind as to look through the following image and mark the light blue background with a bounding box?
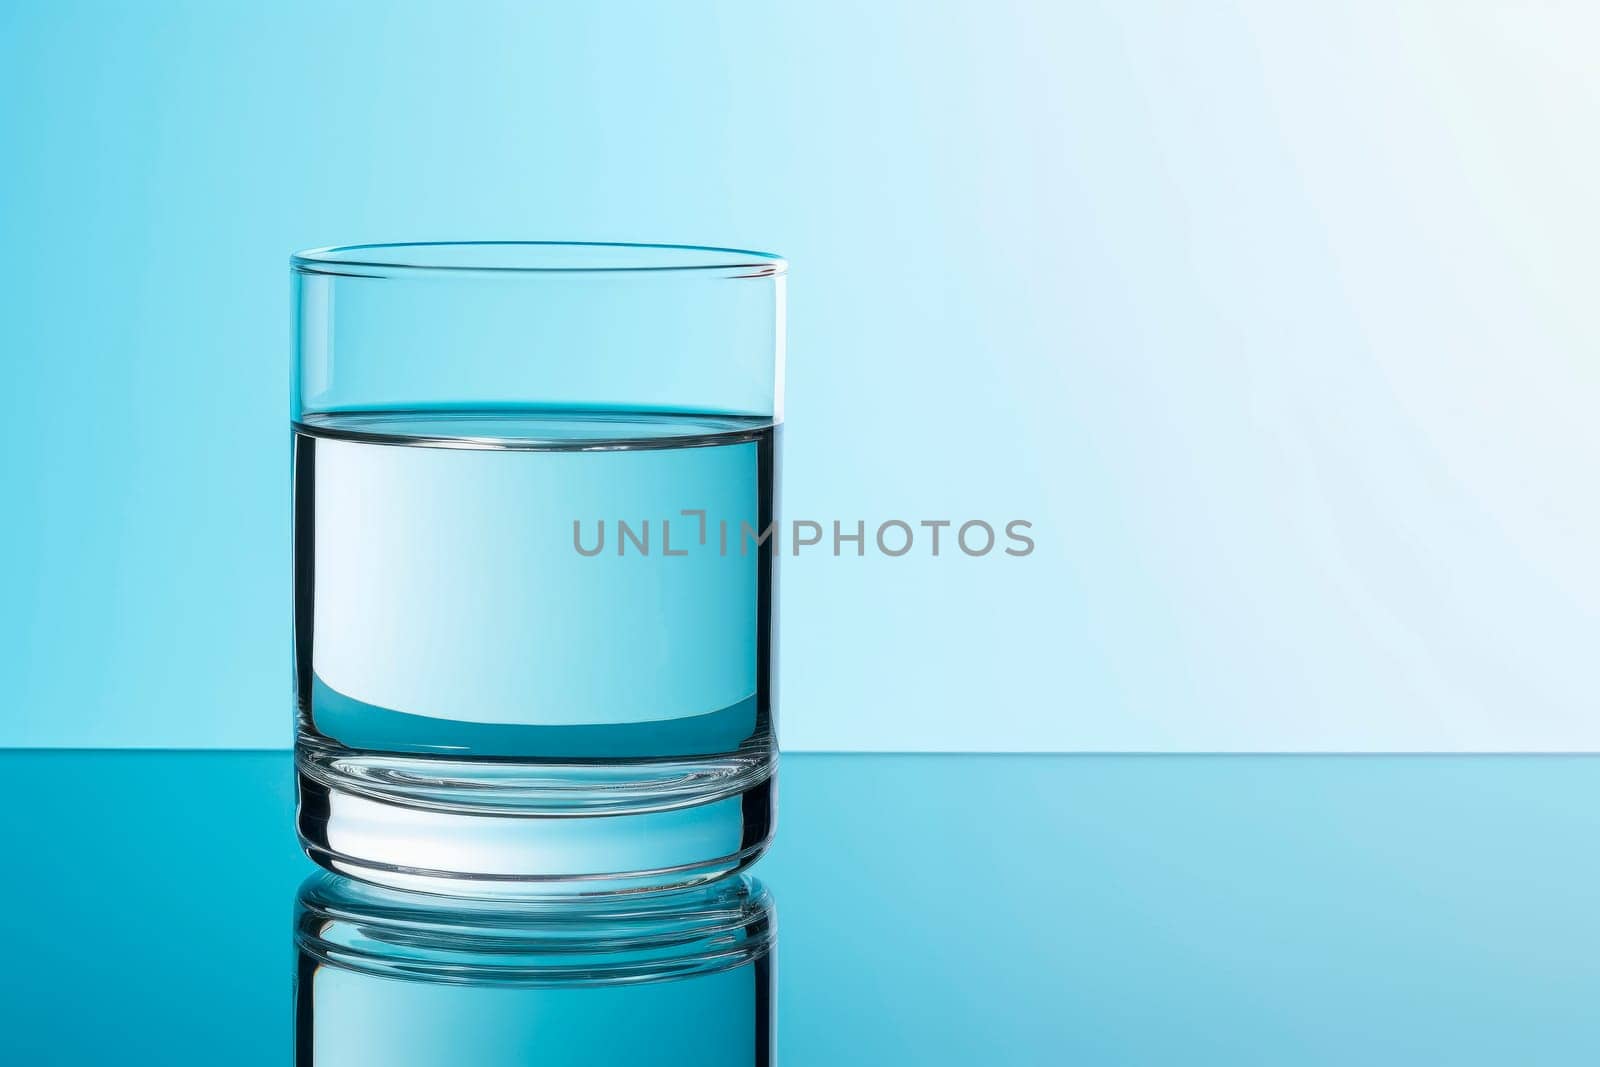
[3,2,1595,750]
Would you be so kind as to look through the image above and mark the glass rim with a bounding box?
[292,240,787,278]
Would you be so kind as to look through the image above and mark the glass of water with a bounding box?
[291,242,784,896]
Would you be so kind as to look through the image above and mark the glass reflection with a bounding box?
[293,873,774,1066]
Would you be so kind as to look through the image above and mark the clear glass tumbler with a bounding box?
[291,242,784,895]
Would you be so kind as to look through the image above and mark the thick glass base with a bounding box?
[296,746,775,898]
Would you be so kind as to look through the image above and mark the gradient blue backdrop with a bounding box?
[3,1,1595,750]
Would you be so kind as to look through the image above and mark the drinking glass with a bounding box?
[291,242,784,895]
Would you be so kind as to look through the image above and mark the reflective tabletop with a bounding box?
[2,752,1596,1064]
